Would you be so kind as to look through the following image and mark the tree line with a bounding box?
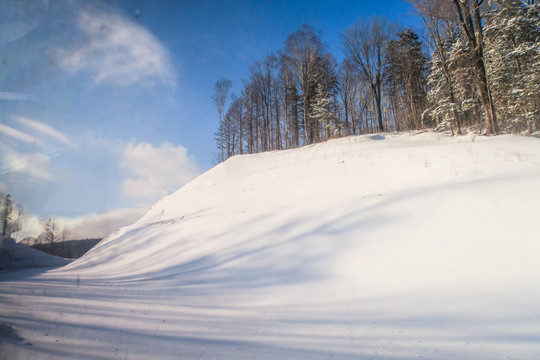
[1,192,69,245]
[1,192,99,258]
[214,0,540,162]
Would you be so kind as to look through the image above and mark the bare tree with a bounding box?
[338,59,360,135]
[247,53,282,152]
[342,17,393,132]
[451,0,499,134]
[241,81,256,154]
[213,79,233,162]
[60,228,70,242]
[43,216,60,246]
[279,56,300,148]
[228,95,245,155]
[283,24,325,144]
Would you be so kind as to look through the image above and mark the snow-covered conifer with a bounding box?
[485,0,540,132]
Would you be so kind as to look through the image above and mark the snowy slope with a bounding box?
[1,132,540,359]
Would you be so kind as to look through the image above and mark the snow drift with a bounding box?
[2,132,540,359]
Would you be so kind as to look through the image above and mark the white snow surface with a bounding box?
[2,132,540,359]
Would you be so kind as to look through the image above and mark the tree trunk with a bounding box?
[452,0,498,134]
[374,80,384,132]
[303,94,310,143]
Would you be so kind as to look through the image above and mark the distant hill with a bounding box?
[31,238,101,259]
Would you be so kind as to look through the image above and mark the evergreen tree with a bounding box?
[0,194,24,239]
[407,0,466,134]
[385,28,428,130]
[485,0,540,132]
[427,41,453,130]
[311,83,338,139]
[449,34,482,128]
[1,194,13,238]
[311,53,340,139]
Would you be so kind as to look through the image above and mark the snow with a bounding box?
[1,132,540,359]
[0,237,72,269]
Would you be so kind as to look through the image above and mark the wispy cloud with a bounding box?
[0,92,37,102]
[0,117,73,180]
[121,141,199,201]
[1,147,51,180]
[16,116,73,146]
[0,123,38,144]
[56,8,176,87]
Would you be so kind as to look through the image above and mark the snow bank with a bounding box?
[1,132,540,359]
[0,236,72,269]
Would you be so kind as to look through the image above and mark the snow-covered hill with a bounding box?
[2,132,540,360]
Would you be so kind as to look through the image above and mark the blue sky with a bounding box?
[0,0,421,237]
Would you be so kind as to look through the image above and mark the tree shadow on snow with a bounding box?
[370,134,386,140]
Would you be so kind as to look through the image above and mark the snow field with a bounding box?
[1,132,540,359]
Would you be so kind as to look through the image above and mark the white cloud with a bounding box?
[13,208,146,241]
[121,141,199,201]
[11,207,144,242]
[16,116,72,145]
[11,215,42,242]
[0,123,38,144]
[64,207,146,239]
[57,9,176,87]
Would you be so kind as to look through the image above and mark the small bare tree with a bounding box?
[43,217,60,246]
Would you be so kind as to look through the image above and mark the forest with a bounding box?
[214,0,539,162]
